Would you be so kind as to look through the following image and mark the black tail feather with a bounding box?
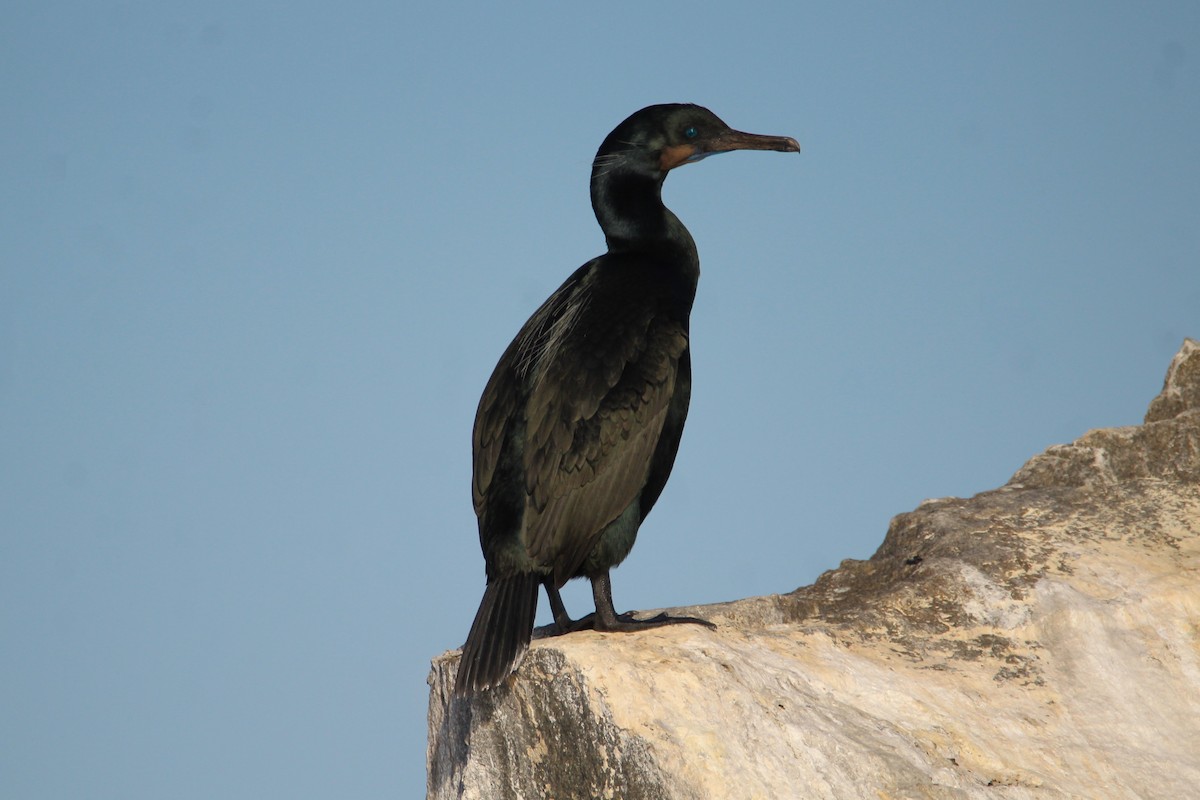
[454,572,540,696]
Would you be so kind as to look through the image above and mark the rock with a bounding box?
[427,339,1200,800]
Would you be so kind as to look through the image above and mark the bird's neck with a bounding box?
[590,169,697,264]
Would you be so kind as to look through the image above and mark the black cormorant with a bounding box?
[456,103,799,695]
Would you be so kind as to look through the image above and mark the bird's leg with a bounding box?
[542,577,595,634]
[589,570,716,632]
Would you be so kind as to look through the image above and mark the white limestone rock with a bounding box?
[428,339,1200,799]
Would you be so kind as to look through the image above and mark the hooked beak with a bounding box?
[660,129,801,171]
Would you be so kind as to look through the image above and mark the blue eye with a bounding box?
[684,126,698,139]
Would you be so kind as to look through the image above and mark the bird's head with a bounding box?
[593,104,800,179]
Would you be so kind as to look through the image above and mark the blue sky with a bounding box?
[2,3,1197,797]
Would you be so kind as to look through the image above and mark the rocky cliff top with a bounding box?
[428,338,1200,800]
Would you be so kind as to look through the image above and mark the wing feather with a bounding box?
[472,258,689,585]
[524,314,688,583]
[472,266,591,517]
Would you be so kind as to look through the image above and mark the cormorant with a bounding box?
[456,103,799,695]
